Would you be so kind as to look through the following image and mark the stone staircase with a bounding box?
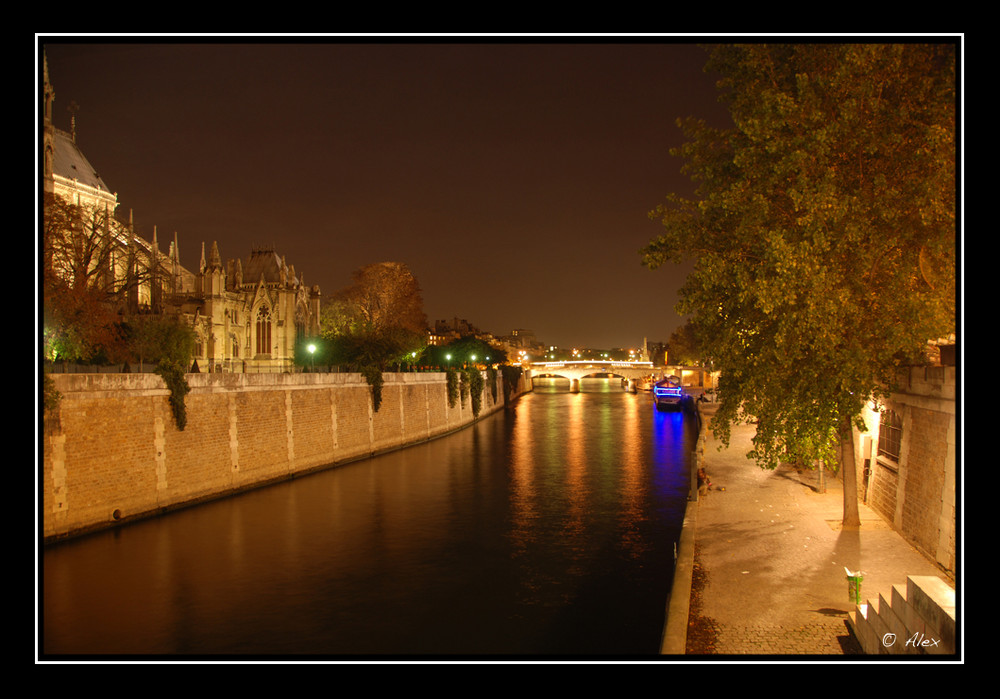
[848,575,956,655]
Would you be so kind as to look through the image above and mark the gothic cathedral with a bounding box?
[43,52,322,372]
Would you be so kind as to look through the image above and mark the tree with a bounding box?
[436,335,508,368]
[321,262,429,410]
[43,192,119,299]
[42,192,161,363]
[325,262,428,337]
[641,43,956,526]
[667,322,702,365]
[129,314,197,368]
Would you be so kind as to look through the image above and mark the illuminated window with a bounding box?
[256,306,272,356]
[877,409,902,462]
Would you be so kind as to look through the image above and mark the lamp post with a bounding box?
[307,343,316,372]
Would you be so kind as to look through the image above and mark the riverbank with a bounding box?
[41,369,531,542]
[661,403,956,657]
[42,380,692,657]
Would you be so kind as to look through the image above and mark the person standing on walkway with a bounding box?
[698,467,712,497]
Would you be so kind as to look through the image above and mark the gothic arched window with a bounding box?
[256,305,272,357]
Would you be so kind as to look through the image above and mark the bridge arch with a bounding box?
[527,361,719,395]
[528,361,658,393]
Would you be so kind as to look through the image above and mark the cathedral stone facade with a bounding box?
[189,241,322,372]
[42,54,321,372]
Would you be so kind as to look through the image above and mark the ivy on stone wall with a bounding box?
[501,365,523,403]
[467,368,484,417]
[44,371,62,414]
[360,365,384,413]
[447,368,459,408]
[43,371,62,433]
[460,371,470,405]
[155,359,191,431]
[487,367,498,404]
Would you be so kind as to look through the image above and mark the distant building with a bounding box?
[428,317,488,346]
[42,54,320,372]
[509,328,537,348]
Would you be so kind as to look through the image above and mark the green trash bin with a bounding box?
[845,568,864,604]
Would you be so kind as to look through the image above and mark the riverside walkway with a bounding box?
[662,403,957,658]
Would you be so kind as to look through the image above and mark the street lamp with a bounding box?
[307,343,316,372]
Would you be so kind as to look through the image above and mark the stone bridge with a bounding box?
[527,360,717,393]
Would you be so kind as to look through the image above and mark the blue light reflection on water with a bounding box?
[42,378,698,657]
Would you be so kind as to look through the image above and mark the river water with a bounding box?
[41,378,698,659]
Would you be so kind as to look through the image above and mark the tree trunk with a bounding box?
[839,417,862,528]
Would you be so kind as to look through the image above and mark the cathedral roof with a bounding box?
[50,128,114,198]
[242,247,299,287]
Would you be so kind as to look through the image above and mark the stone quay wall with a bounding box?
[859,365,957,576]
[42,369,530,542]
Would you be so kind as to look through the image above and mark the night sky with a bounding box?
[39,38,732,350]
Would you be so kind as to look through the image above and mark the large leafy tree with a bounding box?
[667,322,702,366]
[43,192,173,364]
[42,193,131,363]
[324,261,428,338]
[433,335,508,368]
[320,261,429,410]
[641,43,956,525]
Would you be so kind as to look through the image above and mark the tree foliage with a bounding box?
[129,315,197,367]
[128,315,196,430]
[667,322,702,365]
[42,192,162,364]
[324,262,428,338]
[321,262,429,411]
[43,193,123,298]
[641,43,956,524]
[425,335,508,368]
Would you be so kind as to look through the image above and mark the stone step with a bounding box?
[848,576,955,655]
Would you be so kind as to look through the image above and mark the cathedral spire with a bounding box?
[43,52,55,183]
[209,241,222,270]
[169,232,181,294]
[68,100,79,143]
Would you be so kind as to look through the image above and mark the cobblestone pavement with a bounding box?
[679,409,950,658]
[685,545,862,655]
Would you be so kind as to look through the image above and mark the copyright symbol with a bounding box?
[883,633,896,647]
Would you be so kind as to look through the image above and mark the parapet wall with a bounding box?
[42,370,528,541]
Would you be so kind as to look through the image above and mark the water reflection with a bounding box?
[42,378,696,657]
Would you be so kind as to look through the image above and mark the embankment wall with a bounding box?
[41,370,529,541]
[859,365,957,575]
